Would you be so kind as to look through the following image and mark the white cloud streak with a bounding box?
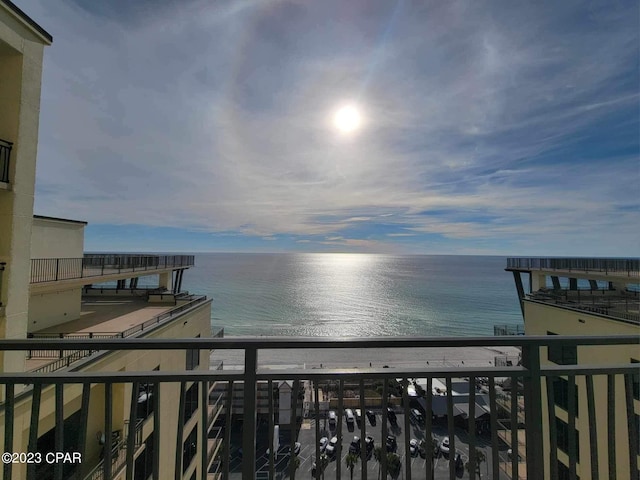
[22,0,639,254]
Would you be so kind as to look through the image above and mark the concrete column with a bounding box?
[530,273,546,291]
[158,272,172,291]
[569,278,578,290]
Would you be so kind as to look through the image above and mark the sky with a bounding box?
[19,0,640,255]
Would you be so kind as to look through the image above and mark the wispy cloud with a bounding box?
[22,0,639,254]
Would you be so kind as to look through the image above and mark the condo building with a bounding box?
[507,258,640,480]
[0,2,223,479]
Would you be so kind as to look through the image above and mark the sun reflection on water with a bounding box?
[296,253,408,336]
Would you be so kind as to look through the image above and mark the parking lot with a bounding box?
[227,409,506,479]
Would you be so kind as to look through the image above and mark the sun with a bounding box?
[333,105,362,134]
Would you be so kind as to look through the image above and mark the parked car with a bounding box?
[267,442,300,457]
[365,435,375,456]
[386,435,397,452]
[345,408,355,424]
[439,436,450,455]
[386,407,397,424]
[328,410,337,428]
[349,436,360,454]
[319,436,328,452]
[276,442,301,457]
[453,452,463,471]
[355,408,362,424]
[366,410,376,426]
[410,408,424,424]
[409,439,419,456]
[326,436,339,456]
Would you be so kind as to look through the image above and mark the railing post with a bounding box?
[242,347,258,480]
[55,258,59,281]
[522,342,544,479]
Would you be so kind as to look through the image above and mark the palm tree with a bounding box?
[373,446,384,480]
[387,452,401,479]
[345,452,359,480]
[317,453,328,480]
[289,453,301,480]
[464,448,487,478]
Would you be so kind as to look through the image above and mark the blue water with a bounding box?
[175,254,523,337]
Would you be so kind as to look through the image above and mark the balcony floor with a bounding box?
[34,297,173,335]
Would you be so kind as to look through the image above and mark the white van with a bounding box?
[345,409,355,424]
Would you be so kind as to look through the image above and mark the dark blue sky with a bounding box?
[20,0,640,254]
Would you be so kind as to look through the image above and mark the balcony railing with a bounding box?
[83,419,144,480]
[0,335,638,480]
[506,257,640,276]
[30,254,195,284]
[0,138,12,184]
[527,289,640,324]
[493,324,525,336]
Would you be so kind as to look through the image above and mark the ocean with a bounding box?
[177,254,525,337]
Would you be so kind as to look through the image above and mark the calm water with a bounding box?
[175,254,523,337]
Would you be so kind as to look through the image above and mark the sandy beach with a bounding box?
[210,339,520,371]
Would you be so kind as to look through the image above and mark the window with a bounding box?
[36,410,83,479]
[186,335,201,370]
[553,377,579,415]
[556,417,579,461]
[635,414,640,456]
[182,426,198,473]
[547,331,577,365]
[557,460,579,480]
[184,383,199,424]
[134,435,154,480]
[632,359,639,401]
[137,366,159,420]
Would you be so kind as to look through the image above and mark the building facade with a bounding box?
[507,257,640,480]
[0,3,223,479]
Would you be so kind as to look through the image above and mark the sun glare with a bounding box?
[333,105,362,134]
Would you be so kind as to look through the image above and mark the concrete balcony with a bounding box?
[29,254,194,294]
[0,335,638,480]
[25,295,211,373]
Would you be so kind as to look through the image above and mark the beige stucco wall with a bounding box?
[0,4,50,374]
[28,288,83,332]
[31,217,85,259]
[0,301,213,480]
[524,300,640,480]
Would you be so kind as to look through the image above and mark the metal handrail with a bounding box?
[506,257,639,276]
[0,138,12,183]
[83,420,143,480]
[30,254,195,284]
[526,295,640,324]
[0,335,638,480]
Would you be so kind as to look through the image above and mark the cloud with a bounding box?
[22,0,639,254]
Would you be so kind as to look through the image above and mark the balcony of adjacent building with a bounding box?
[506,257,640,324]
[525,287,640,325]
[1,335,637,480]
[29,254,195,294]
[506,257,640,280]
[25,293,217,373]
[0,137,12,188]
